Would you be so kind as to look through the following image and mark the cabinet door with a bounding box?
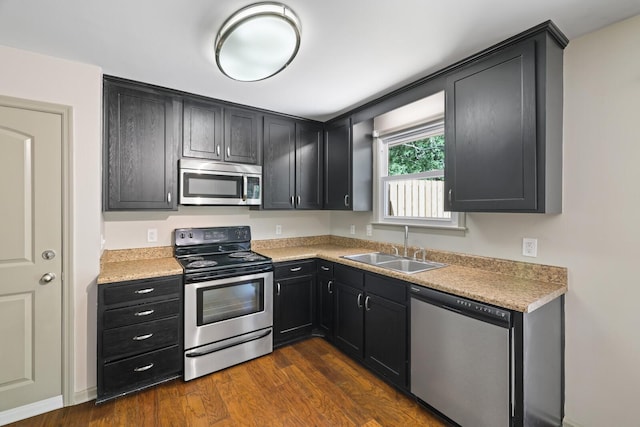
[274,275,315,345]
[104,83,177,210]
[445,40,537,211]
[364,293,407,388]
[317,275,334,340]
[224,107,259,164]
[334,282,363,359]
[263,116,295,209]
[182,99,222,160]
[324,118,351,210]
[296,122,323,209]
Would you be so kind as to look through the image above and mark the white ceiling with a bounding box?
[1,0,639,121]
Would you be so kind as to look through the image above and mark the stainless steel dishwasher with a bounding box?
[410,285,512,427]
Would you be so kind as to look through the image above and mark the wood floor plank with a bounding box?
[5,338,446,427]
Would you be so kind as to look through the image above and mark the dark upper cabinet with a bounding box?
[224,107,260,164]
[263,116,323,210]
[182,98,223,160]
[104,79,178,210]
[445,29,565,213]
[324,118,372,211]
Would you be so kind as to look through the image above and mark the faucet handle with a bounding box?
[391,246,399,256]
[413,248,426,261]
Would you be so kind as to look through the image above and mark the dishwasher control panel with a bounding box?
[410,285,511,327]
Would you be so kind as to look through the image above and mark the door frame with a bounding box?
[0,95,74,407]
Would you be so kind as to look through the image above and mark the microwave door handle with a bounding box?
[242,175,248,202]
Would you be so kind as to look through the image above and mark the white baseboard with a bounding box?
[0,395,63,426]
[73,387,97,405]
[564,417,583,427]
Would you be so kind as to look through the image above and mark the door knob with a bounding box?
[40,272,56,284]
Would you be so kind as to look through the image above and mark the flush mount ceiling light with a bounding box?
[215,2,301,82]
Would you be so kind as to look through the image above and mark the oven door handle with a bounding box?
[184,329,272,358]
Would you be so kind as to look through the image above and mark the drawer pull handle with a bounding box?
[134,288,154,295]
[134,363,154,372]
[134,309,155,317]
[321,266,330,271]
[290,267,302,272]
[133,333,153,341]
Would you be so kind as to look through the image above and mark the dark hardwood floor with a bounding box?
[8,338,447,426]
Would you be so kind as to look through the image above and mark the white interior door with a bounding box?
[0,103,63,413]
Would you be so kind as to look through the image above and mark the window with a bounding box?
[374,120,463,229]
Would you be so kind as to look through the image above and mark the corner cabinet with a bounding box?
[103,79,179,210]
[97,275,183,403]
[444,24,568,212]
[324,118,373,211]
[263,116,323,210]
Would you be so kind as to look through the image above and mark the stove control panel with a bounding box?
[175,226,251,246]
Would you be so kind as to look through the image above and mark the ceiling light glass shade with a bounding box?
[215,3,301,82]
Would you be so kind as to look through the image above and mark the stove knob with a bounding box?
[189,232,193,238]
[180,232,185,239]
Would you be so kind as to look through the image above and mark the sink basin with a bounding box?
[376,258,446,274]
[341,252,446,274]
[342,252,399,264]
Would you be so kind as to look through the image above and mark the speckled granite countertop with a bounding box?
[253,236,567,313]
[98,236,567,313]
[98,247,182,284]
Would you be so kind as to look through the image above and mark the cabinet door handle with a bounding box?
[321,266,330,271]
[134,288,154,295]
[297,195,301,206]
[365,295,371,311]
[167,192,172,203]
[344,194,350,207]
[133,333,153,341]
[290,266,302,272]
[216,145,221,156]
[276,282,281,296]
[227,146,231,158]
[134,363,154,372]
[134,309,155,317]
[327,280,333,294]
[290,196,294,206]
[448,188,452,204]
[357,293,363,308]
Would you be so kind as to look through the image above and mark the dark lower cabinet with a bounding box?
[103,79,179,210]
[97,275,183,403]
[273,260,316,346]
[316,260,334,341]
[332,265,408,389]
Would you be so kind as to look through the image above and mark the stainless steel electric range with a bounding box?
[174,226,273,381]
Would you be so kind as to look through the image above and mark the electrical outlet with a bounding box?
[522,238,538,257]
[147,228,158,243]
[349,225,356,235]
[275,225,282,235]
[366,224,373,236]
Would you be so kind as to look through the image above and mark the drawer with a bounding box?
[365,273,407,305]
[317,260,333,276]
[102,316,180,360]
[102,345,181,395]
[103,276,181,307]
[103,298,181,330]
[274,260,316,279]
[334,264,364,289]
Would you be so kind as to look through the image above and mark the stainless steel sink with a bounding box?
[342,252,399,264]
[376,258,445,274]
[341,252,446,274]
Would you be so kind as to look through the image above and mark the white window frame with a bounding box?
[373,121,465,230]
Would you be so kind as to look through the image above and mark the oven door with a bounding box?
[184,271,273,350]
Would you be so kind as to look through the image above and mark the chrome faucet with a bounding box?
[403,225,409,257]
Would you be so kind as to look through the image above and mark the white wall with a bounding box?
[103,208,330,249]
[0,45,102,402]
[332,15,640,427]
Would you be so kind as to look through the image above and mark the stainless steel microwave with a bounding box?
[179,159,262,206]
